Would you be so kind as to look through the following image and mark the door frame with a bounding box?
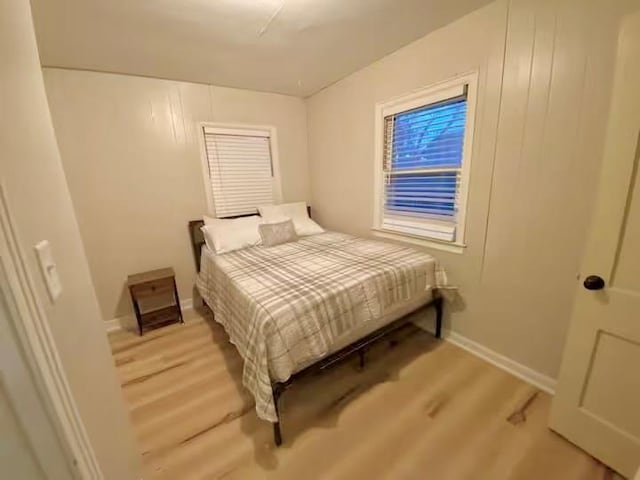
[0,183,103,479]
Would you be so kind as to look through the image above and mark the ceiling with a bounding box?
[31,0,492,97]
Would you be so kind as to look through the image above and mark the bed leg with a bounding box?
[273,421,282,447]
[358,349,366,370]
[434,296,443,339]
[272,384,283,447]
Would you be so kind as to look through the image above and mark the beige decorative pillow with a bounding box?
[258,202,324,236]
[259,219,298,247]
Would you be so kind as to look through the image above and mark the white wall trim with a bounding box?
[108,297,559,394]
[0,184,103,479]
[104,318,122,333]
[108,296,557,393]
[181,297,194,311]
[372,228,466,254]
[444,330,557,394]
[412,316,556,394]
[106,297,193,333]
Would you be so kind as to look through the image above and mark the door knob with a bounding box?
[583,275,605,290]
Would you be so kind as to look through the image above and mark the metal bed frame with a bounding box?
[188,210,443,446]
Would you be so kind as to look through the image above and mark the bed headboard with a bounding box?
[189,206,312,272]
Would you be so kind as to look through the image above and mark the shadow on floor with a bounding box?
[198,305,444,471]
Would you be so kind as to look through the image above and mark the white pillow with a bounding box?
[201,215,261,254]
[258,202,324,236]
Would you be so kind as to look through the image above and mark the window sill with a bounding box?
[371,228,466,254]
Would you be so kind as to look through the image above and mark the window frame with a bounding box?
[197,122,283,218]
[372,72,478,254]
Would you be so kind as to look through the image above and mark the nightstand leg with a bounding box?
[173,281,184,324]
[132,298,143,336]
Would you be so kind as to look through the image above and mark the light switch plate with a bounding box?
[34,240,62,302]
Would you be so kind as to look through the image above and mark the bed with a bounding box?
[189,213,447,445]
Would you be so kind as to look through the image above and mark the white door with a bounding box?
[550,10,640,479]
[0,245,76,478]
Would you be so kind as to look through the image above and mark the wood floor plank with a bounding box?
[108,307,611,480]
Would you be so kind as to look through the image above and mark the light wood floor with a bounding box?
[108,308,612,480]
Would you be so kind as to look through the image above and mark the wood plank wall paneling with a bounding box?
[306,0,623,379]
[43,69,310,321]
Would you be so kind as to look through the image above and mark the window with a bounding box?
[199,125,281,218]
[373,74,477,252]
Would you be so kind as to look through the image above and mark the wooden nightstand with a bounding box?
[127,267,183,335]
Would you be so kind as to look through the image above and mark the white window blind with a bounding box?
[202,127,275,218]
[381,83,470,243]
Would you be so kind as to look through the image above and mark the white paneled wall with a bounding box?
[475,0,620,379]
[307,0,624,378]
[44,70,309,320]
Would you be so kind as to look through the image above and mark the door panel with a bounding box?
[581,331,640,439]
[550,9,640,478]
[0,266,75,479]
[0,383,46,480]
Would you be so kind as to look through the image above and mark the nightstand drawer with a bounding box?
[140,305,181,329]
[130,277,174,299]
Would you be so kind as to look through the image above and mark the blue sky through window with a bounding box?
[386,97,467,218]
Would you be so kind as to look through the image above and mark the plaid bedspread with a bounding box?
[196,232,448,422]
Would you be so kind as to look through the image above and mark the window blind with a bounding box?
[382,90,468,242]
[203,128,274,218]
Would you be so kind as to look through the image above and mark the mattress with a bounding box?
[196,231,447,422]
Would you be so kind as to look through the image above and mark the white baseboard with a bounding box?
[105,302,557,394]
[105,298,193,333]
[181,297,193,311]
[104,318,121,333]
[412,314,556,394]
[443,330,557,395]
